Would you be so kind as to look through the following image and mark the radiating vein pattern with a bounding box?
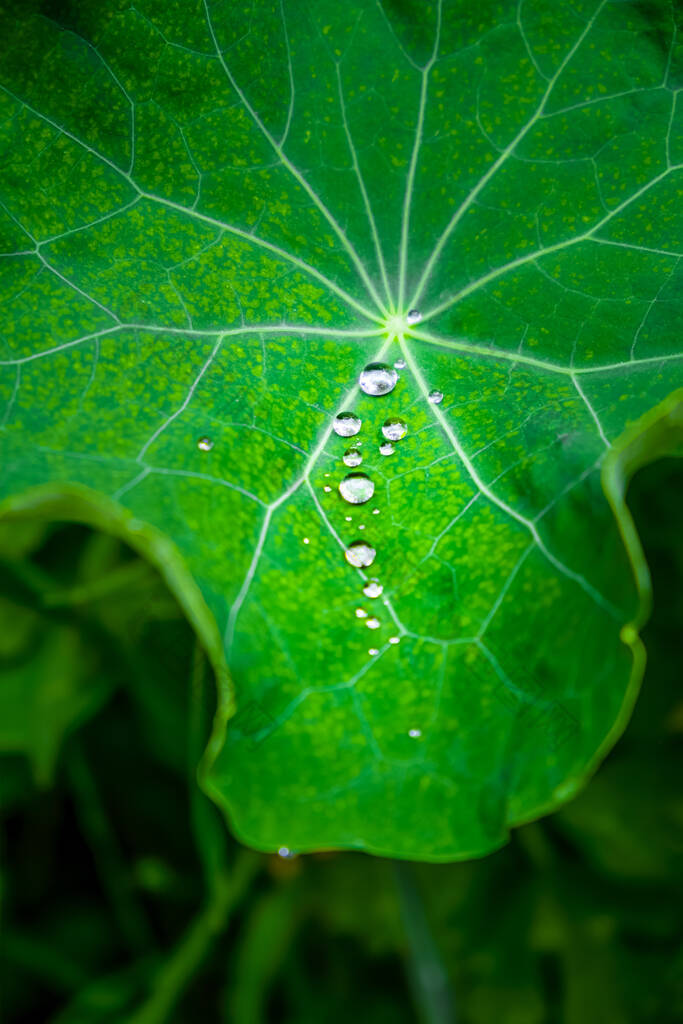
[0,0,681,859]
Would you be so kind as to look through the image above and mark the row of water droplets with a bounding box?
[328,315,444,660]
[332,359,402,656]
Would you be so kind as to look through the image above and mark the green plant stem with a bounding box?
[128,851,260,1024]
[66,742,154,956]
[394,862,456,1024]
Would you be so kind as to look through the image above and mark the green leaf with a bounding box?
[0,0,681,859]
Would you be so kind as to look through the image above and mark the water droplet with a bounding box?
[333,411,361,437]
[372,508,380,515]
[323,485,332,492]
[406,309,422,325]
[303,537,310,545]
[388,636,400,645]
[359,363,398,397]
[363,579,383,598]
[366,617,380,630]
[408,728,422,738]
[278,846,295,858]
[345,541,376,567]
[428,390,443,405]
[355,608,368,618]
[381,418,407,441]
[339,472,374,505]
[345,515,352,521]
[379,441,395,456]
[343,447,363,468]
[394,358,406,370]
[358,523,365,530]
[197,436,214,451]
[368,647,379,656]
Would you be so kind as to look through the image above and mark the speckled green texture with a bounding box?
[0,0,681,860]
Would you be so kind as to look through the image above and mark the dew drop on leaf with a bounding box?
[345,541,376,567]
[388,636,400,645]
[368,648,379,656]
[355,608,368,618]
[366,617,380,630]
[333,411,361,436]
[278,846,296,858]
[343,447,363,467]
[363,579,383,598]
[359,363,398,396]
[408,729,422,738]
[339,472,374,505]
[428,390,443,405]
[406,309,422,325]
[323,485,332,492]
[394,358,406,370]
[371,508,381,515]
[197,436,214,451]
[379,441,395,456]
[381,418,407,441]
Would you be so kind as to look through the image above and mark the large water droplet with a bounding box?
[381,418,407,441]
[197,436,214,451]
[333,411,361,437]
[339,473,374,505]
[394,358,406,370]
[366,617,380,630]
[363,579,383,598]
[345,541,376,567]
[406,309,422,325]
[379,441,395,456]
[359,363,398,396]
[428,390,443,405]
[343,447,363,468]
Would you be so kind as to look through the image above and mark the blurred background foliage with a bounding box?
[0,459,681,1024]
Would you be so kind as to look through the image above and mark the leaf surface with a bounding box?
[0,0,681,858]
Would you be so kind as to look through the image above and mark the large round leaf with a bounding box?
[0,0,681,858]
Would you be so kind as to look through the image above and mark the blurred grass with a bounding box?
[0,458,681,1023]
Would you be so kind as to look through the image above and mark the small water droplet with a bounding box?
[408,728,422,738]
[339,472,374,505]
[381,417,407,441]
[342,447,363,468]
[368,647,379,656]
[428,390,443,405]
[333,411,361,437]
[278,846,295,858]
[366,616,380,629]
[363,579,383,598]
[345,541,376,567]
[356,608,368,618]
[323,485,332,492]
[197,436,214,451]
[388,636,400,645]
[359,363,398,396]
[394,358,406,370]
[303,537,310,545]
[379,441,395,456]
[358,523,365,530]
[406,309,422,325]
[371,508,380,515]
